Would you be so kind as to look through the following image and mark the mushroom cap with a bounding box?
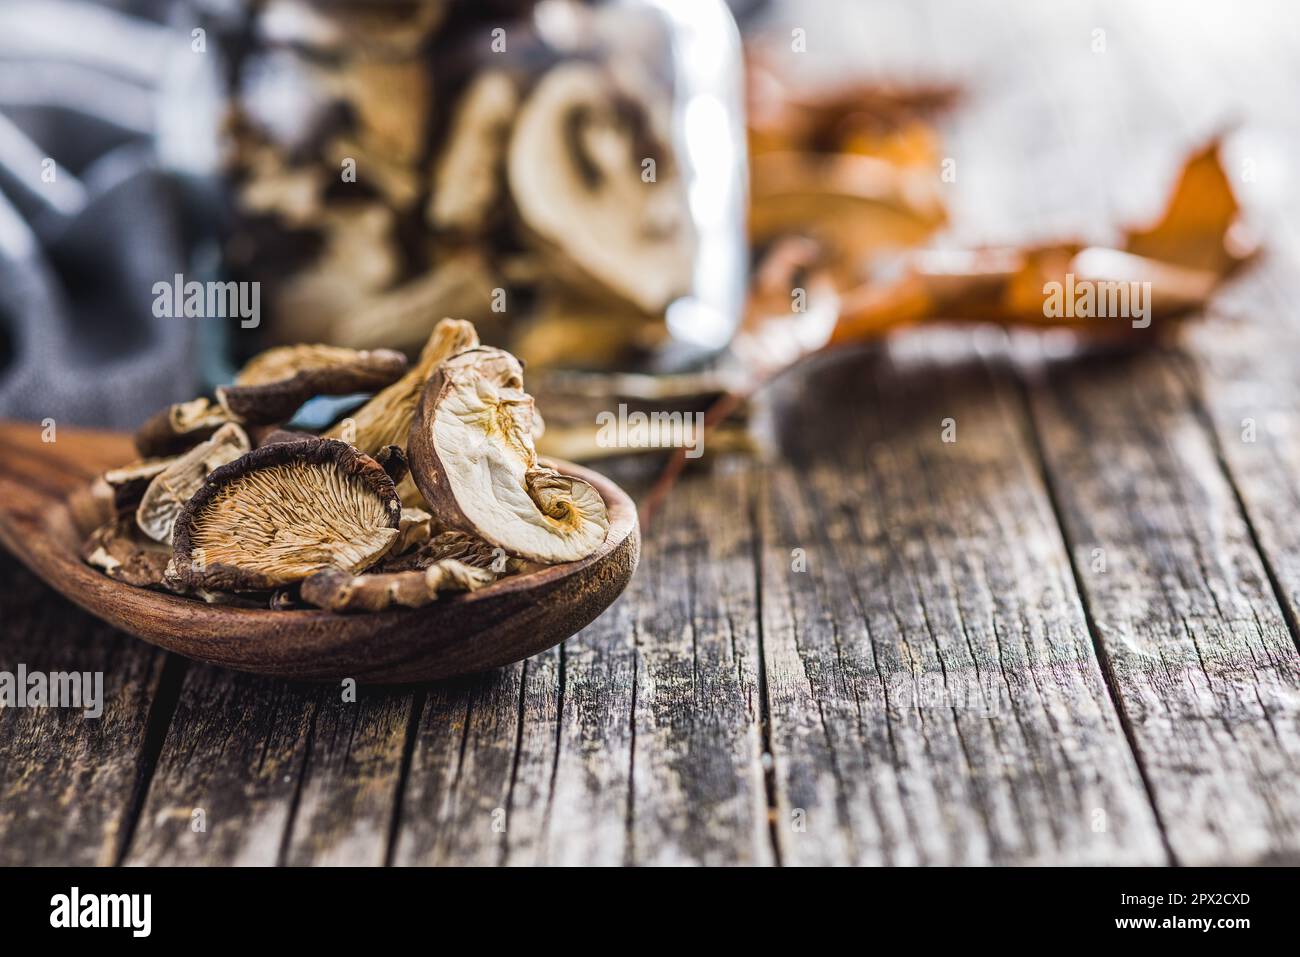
[136,422,252,544]
[172,438,402,591]
[217,344,409,424]
[134,397,233,457]
[82,519,172,589]
[380,529,516,574]
[102,456,176,515]
[428,70,519,233]
[324,318,480,508]
[300,558,496,613]
[507,62,694,314]
[409,347,609,564]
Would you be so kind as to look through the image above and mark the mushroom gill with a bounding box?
[171,439,401,591]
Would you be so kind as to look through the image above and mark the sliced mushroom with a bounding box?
[134,397,234,458]
[101,456,176,516]
[428,70,519,233]
[409,347,610,563]
[237,143,327,227]
[327,252,498,355]
[323,317,480,506]
[333,58,430,166]
[507,62,694,314]
[217,344,408,424]
[323,134,423,210]
[137,422,252,544]
[171,438,402,592]
[82,520,172,589]
[271,202,403,344]
[300,558,496,613]
[392,507,435,556]
[380,529,518,574]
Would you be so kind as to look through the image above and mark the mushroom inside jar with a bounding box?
[507,62,695,318]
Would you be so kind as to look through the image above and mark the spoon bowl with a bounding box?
[0,420,639,683]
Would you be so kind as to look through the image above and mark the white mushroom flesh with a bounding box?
[427,350,609,563]
[507,62,694,314]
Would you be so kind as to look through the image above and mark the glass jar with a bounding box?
[197,0,747,374]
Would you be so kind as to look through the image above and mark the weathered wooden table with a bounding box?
[3,0,1299,866]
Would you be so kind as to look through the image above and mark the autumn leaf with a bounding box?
[829,138,1246,345]
[1123,140,1246,274]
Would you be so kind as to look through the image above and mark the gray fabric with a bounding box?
[0,0,202,428]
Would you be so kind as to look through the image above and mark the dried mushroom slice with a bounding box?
[507,62,694,314]
[301,559,496,613]
[171,439,402,592]
[381,529,518,574]
[82,520,172,589]
[101,456,175,516]
[137,423,252,544]
[237,144,326,227]
[393,507,434,556]
[134,397,234,458]
[328,253,497,355]
[324,318,480,505]
[333,58,430,165]
[272,203,403,343]
[428,70,519,233]
[409,347,610,564]
[217,344,408,424]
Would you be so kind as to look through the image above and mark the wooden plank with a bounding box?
[391,666,533,866]
[124,666,411,865]
[0,553,171,866]
[757,345,1165,864]
[394,466,772,865]
[282,687,413,866]
[123,667,312,865]
[620,465,772,865]
[917,0,1300,865]
[1028,351,1300,864]
[521,621,631,865]
[1191,251,1300,646]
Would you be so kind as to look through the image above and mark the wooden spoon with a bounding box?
[0,420,639,683]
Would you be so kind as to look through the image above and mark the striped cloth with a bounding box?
[0,0,214,429]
